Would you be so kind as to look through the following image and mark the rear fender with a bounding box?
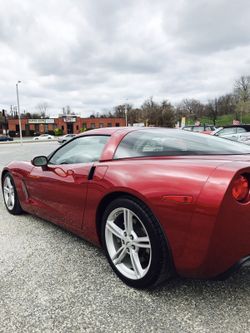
[177,161,250,278]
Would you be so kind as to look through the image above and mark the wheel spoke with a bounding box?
[123,208,133,234]
[6,177,12,188]
[112,246,127,265]
[133,236,151,249]
[7,196,12,207]
[130,250,144,278]
[106,220,124,239]
[11,194,15,204]
[4,186,10,194]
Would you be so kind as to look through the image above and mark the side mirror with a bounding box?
[32,156,48,167]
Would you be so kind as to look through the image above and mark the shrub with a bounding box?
[54,128,63,136]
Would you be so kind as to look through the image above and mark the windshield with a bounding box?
[114,129,250,159]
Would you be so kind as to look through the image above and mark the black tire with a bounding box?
[101,196,173,289]
[2,172,23,215]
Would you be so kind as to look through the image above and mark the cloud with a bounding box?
[167,0,250,54]
[0,0,250,115]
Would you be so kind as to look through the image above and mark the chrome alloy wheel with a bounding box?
[3,176,15,210]
[105,207,152,280]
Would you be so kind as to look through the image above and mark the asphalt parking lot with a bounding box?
[1,142,250,333]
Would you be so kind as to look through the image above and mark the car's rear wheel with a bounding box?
[2,173,23,215]
[101,197,172,289]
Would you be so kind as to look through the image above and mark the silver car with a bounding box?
[58,134,77,144]
[212,125,250,144]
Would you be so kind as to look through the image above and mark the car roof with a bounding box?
[78,127,140,136]
[222,125,250,130]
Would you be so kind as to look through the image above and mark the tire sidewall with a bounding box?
[2,173,22,215]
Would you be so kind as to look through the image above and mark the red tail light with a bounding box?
[232,175,249,202]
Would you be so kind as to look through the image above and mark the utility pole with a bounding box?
[16,81,23,145]
[125,105,128,126]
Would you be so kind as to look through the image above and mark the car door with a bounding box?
[26,135,110,229]
[236,127,247,140]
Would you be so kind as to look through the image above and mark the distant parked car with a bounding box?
[212,125,250,144]
[33,134,54,141]
[0,135,13,142]
[58,134,77,144]
[181,125,216,134]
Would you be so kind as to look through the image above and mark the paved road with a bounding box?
[0,142,250,333]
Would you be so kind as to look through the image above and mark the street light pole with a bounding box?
[16,81,23,145]
[125,104,128,126]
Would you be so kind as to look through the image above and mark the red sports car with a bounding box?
[2,127,250,288]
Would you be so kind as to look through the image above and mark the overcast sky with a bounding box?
[1,0,250,116]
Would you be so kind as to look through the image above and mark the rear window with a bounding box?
[114,129,250,159]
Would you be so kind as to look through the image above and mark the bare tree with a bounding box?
[177,99,204,121]
[204,99,218,125]
[234,76,250,122]
[113,104,133,118]
[62,105,76,115]
[141,97,159,126]
[36,102,49,118]
[159,100,175,127]
[217,94,237,115]
[234,76,250,102]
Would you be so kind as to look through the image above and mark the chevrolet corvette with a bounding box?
[2,127,250,288]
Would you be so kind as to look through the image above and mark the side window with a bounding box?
[237,127,247,133]
[49,135,109,165]
[217,128,237,136]
[192,126,204,132]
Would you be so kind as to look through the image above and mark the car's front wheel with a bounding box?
[2,173,23,215]
[101,197,172,289]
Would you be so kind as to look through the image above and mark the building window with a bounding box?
[16,125,19,132]
[107,123,112,127]
[25,124,30,135]
[115,123,120,127]
[62,126,64,130]
[99,123,104,128]
[82,123,87,129]
[91,123,95,129]
[76,125,79,131]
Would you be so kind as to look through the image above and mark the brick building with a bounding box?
[0,110,8,134]
[7,115,126,136]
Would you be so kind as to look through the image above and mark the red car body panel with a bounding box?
[2,127,250,279]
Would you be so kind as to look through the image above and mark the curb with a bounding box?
[0,139,59,145]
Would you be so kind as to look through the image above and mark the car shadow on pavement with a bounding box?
[3,206,250,299]
[148,267,250,300]
[33,214,250,294]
